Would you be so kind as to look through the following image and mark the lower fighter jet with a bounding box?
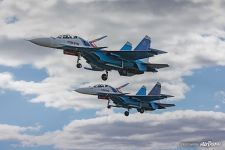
[75,82,175,116]
[29,34,169,81]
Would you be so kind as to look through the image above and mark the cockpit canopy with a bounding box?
[57,34,78,39]
[93,84,109,88]
[56,34,91,46]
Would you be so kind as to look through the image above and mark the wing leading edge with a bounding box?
[127,94,174,102]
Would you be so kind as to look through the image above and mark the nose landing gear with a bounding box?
[101,71,108,81]
[76,63,82,68]
[107,100,111,109]
[76,53,82,68]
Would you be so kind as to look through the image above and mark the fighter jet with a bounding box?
[75,82,175,116]
[29,34,168,81]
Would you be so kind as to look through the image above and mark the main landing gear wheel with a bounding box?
[124,111,129,116]
[140,108,144,114]
[76,63,82,68]
[101,71,108,81]
[137,108,145,114]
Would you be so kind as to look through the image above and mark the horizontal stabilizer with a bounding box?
[145,63,169,69]
[149,48,167,55]
[155,103,175,108]
[160,94,174,98]
[150,102,175,110]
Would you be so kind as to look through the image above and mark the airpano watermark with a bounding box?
[179,139,222,148]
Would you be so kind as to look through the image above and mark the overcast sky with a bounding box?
[0,0,225,149]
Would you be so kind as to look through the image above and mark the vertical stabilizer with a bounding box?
[136,86,147,95]
[134,35,151,51]
[120,41,132,51]
[148,82,161,95]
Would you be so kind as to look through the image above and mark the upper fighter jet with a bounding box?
[75,82,175,116]
[29,35,168,80]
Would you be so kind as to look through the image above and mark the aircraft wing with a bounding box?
[84,64,104,71]
[102,50,154,60]
[63,45,107,51]
[97,92,128,96]
[63,46,162,60]
[127,94,173,102]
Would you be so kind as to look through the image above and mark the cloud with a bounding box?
[95,108,115,116]
[1,1,225,149]
[0,72,107,110]
[0,124,40,146]
[0,110,225,150]
[0,0,225,110]
[0,37,54,67]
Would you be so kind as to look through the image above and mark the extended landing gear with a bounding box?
[101,71,108,81]
[124,108,130,116]
[137,108,145,114]
[124,111,129,116]
[76,53,82,68]
[107,100,111,109]
[76,63,82,68]
[140,108,144,114]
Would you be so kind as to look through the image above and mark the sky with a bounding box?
[0,0,225,149]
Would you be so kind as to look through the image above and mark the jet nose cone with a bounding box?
[29,38,52,47]
[75,88,82,93]
[75,88,89,94]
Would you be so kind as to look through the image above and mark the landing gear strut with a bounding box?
[101,71,108,81]
[76,53,82,68]
[107,100,111,109]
